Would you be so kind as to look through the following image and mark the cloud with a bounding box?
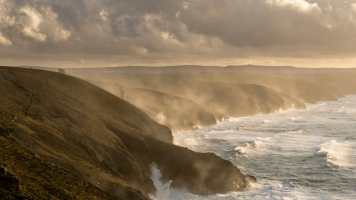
[20,6,47,42]
[0,0,356,67]
[352,3,356,12]
[0,32,12,45]
[100,10,109,22]
[266,0,320,12]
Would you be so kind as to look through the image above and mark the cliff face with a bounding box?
[85,79,306,132]
[70,72,343,104]
[0,67,254,199]
[204,84,306,117]
[88,78,306,116]
[88,80,226,133]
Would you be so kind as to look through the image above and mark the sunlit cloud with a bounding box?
[266,0,320,12]
[21,7,47,42]
[100,10,109,22]
[0,32,12,45]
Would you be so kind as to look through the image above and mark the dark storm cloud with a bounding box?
[1,0,356,67]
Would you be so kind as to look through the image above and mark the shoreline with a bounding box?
[170,95,356,199]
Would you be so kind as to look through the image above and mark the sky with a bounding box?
[1,0,356,68]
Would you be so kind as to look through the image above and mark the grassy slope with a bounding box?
[0,67,254,198]
[0,136,125,200]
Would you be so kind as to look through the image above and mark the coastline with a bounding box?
[171,95,356,199]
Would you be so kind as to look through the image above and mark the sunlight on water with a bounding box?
[171,95,356,200]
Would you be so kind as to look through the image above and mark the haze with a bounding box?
[1,0,356,68]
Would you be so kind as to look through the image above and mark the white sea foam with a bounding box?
[234,143,253,157]
[262,120,273,123]
[149,163,172,200]
[156,112,167,124]
[183,138,199,146]
[171,95,356,200]
[216,118,226,124]
[337,108,356,114]
[307,102,328,109]
[318,140,356,167]
[234,145,248,154]
[228,117,240,122]
[254,137,272,148]
[346,137,356,141]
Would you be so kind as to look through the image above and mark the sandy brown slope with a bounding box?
[88,80,226,133]
[0,67,255,198]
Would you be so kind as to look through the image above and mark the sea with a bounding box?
[149,95,356,200]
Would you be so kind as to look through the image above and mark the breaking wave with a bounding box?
[172,95,356,199]
[149,163,172,200]
[318,140,356,167]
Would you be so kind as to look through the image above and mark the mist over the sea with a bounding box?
[161,95,356,200]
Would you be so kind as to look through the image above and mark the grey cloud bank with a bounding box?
[1,0,356,67]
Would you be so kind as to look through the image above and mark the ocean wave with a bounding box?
[289,116,303,121]
[172,95,356,200]
[345,137,356,141]
[234,143,253,156]
[318,140,356,167]
[234,135,283,156]
[277,129,307,136]
[254,137,272,148]
[337,108,356,114]
[228,117,240,122]
[183,138,200,146]
[297,129,307,135]
[306,102,328,109]
[262,120,274,123]
[149,163,172,200]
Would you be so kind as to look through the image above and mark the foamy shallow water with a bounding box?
[166,95,356,200]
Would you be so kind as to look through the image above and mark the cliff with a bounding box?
[70,72,341,104]
[88,80,226,133]
[0,67,254,199]
[82,77,306,117]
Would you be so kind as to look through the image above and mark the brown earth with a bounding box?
[0,67,255,199]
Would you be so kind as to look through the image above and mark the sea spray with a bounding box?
[156,112,167,124]
[149,163,172,200]
[172,95,356,199]
[318,140,356,167]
